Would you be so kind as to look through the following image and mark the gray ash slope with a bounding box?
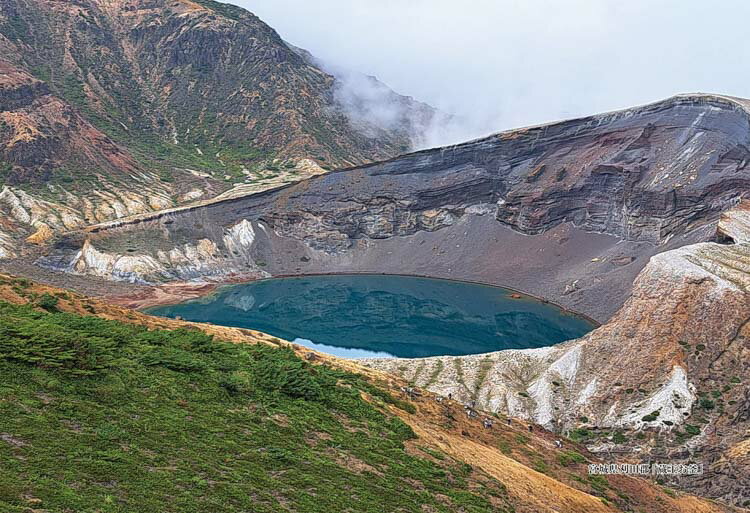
[42,93,750,322]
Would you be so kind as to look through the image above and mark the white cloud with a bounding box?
[227,0,750,145]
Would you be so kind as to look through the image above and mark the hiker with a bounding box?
[528,424,533,432]
[554,440,562,449]
[436,395,443,403]
[448,393,453,400]
[483,418,493,429]
[469,400,476,409]
[506,418,512,425]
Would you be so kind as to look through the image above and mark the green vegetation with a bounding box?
[0,159,12,181]
[588,475,609,496]
[472,357,493,401]
[0,14,31,42]
[425,360,444,388]
[34,293,59,312]
[409,361,426,386]
[0,301,511,512]
[672,424,701,444]
[699,397,715,410]
[568,428,591,443]
[47,70,273,186]
[531,457,549,475]
[610,430,627,444]
[61,74,88,108]
[93,111,272,183]
[557,450,587,466]
[453,358,466,390]
[192,0,247,21]
[158,169,175,183]
[641,410,660,422]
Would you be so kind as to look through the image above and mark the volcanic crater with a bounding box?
[22,93,750,505]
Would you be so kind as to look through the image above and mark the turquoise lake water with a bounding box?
[149,275,595,358]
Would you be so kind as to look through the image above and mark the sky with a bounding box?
[227,0,750,145]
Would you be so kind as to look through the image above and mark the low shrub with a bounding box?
[557,450,587,466]
[36,293,59,311]
[569,428,591,442]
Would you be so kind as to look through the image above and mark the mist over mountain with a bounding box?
[243,0,750,145]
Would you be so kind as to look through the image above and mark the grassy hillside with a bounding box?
[0,300,512,513]
[0,275,736,513]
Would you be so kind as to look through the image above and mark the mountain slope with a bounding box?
[0,0,436,257]
[1,0,433,176]
[0,274,736,513]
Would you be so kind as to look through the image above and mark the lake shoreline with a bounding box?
[123,271,600,328]
[147,274,597,359]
